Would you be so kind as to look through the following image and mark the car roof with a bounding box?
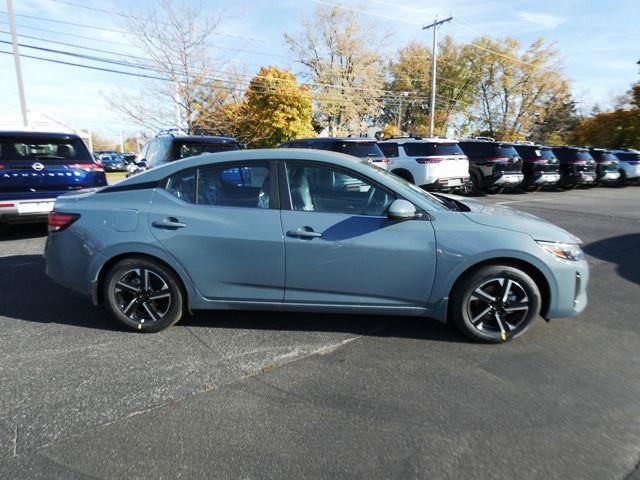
[158,135,238,143]
[284,137,377,144]
[0,130,82,140]
[378,137,457,144]
[116,149,369,186]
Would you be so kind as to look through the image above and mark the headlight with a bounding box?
[537,241,585,261]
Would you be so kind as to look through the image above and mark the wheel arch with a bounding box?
[93,252,191,312]
[447,257,551,319]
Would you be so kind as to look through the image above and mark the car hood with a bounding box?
[440,194,581,244]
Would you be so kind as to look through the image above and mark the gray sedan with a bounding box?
[44,149,589,342]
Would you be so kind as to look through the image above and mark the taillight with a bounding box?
[68,163,104,172]
[0,164,4,169]
[48,212,80,233]
[380,157,389,164]
[415,157,443,164]
[0,203,14,208]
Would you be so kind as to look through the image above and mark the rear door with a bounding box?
[279,160,437,306]
[147,160,285,301]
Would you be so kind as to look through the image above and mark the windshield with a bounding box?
[0,137,93,163]
[403,142,464,157]
[376,168,451,211]
[173,141,240,160]
[575,151,595,162]
[332,142,384,158]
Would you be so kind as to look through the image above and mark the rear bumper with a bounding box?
[487,173,524,187]
[421,176,470,191]
[533,172,561,185]
[0,197,56,223]
[598,171,621,182]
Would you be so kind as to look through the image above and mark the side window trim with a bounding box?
[164,161,278,210]
[279,159,397,215]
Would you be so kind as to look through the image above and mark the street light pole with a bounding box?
[423,15,452,138]
[7,0,28,127]
[396,91,408,132]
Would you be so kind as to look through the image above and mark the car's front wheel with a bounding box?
[450,265,541,343]
[104,257,185,332]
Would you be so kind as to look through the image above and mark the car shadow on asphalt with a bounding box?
[0,254,469,343]
[0,223,48,240]
[584,233,640,286]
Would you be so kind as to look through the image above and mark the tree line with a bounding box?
[106,1,639,150]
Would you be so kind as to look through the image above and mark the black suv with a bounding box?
[588,148,621,185]
[139,132,241,169]
[279,137,389,170]
[0,131,106,225]
[512,143,561,190]
[457,138,524,193]
[551,147,597,189]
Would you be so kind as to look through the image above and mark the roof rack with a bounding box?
[474,136,495,142]
[514,140,534,145]
[385,135,423,140]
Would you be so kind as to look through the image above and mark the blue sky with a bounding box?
[0,0,638,140]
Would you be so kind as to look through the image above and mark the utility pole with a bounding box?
[120,131,125,153]
[423,15,452,138]
[396,92,408,132]
[7,0,28,127]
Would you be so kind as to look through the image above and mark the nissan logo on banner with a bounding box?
[32,162,45,171]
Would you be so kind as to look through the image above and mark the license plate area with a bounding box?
[17,201,54,214]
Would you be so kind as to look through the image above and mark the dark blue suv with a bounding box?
[0,131,107,225]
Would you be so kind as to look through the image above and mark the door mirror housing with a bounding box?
[387,199,421,221]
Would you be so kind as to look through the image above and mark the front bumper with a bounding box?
[546,257,589,319]
[0,198,56,223]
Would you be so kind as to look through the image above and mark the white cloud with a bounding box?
[517,11,566,30]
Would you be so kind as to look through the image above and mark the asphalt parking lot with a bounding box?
[1,186,639,479]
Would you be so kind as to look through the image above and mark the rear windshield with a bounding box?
[331,142,384,158]
[495,145,519,158]
[173,141,240,160]
[402,143,464,157]
[555,149,594,162]
[597,153,618,162]
[539,148,557,162]
[614,152,640,162]
[0,137,92,163]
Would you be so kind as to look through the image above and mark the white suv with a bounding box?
[378,137,470,191]
[610,149,640,184]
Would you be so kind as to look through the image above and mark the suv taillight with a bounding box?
[68,163,104,172]
[415,157,443,164]
[48,212,80,233]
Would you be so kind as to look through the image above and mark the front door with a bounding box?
[148,161,285,301]
[280,161,437,306]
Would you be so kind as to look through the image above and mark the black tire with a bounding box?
[449,265,541,343]
[618,170,627,187]
[104,257,185,333]
[466,171,481,196]
[561,183,577,190]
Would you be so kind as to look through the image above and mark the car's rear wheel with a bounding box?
[104,257,184,332]
[450,265,541,343]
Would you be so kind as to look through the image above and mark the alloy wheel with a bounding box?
[113,268,172,324]
[466,277,530,340]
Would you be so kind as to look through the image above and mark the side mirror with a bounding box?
[387,199,421,221]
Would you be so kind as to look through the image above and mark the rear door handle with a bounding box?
[152,218,187,229]
[286,228,322,239]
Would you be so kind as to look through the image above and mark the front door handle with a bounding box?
[286,228,322,239]
[152,218,187,229]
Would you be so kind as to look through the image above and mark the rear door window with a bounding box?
[198,164,270,208]
[173,141,240,160]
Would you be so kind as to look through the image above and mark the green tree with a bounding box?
[469,37,570,141]
[238,66,315,148]
[285,5,385,135]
